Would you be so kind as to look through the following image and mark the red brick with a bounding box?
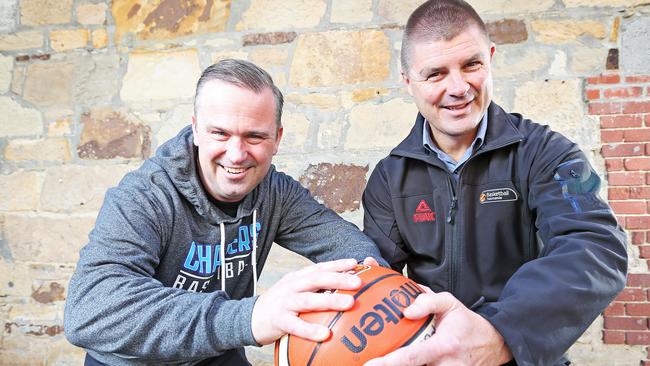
[604,316,648,330]
[604,302,626,316]
[646,114,650,127]
[611,201,647,214]
[601,130,624,143]
[625,76,650,83]
[604,86,644,99]
[646,172,650,184]
[617,215,626,226]
[628,273,650,287]
[608,172,646,186]
[603,330,626,344]
[587,74,621,84]
[627,216,650,229]
[627,303,650,316]
[625,102,650,114]
[632,231,647,244]
[605,158,624,171]
[631,188,650,199]
[601,115,643,129]
[609,187,630,199]
[646,143,650,155]
[586,88,601,100]
[641,246,650,258]
[590,102,624,115]
[622,128,650,142]
[624,157,650,170]
[627,332,650,345]
[642,360,650,366]
[616,288,648,301]
[602,144,644,157]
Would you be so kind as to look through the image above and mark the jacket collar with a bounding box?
[390,102,524,163]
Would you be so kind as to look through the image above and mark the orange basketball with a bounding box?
[274,265,435,366]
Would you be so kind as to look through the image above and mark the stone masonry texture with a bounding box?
[0,0,649,365]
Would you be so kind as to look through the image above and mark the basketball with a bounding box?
[274,265,435,366]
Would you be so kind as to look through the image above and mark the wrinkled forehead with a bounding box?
[409,31,491,69]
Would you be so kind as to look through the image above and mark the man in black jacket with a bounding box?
[362,1,628,365]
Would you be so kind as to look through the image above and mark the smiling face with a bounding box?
[191,79,282,203]
[404,25,495,149]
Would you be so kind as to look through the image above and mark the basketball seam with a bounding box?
[304,273,401,366]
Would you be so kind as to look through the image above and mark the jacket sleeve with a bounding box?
[272,172,387,267]
[362,160,411,272]
[64,179,258,362]
[476,134,628,366]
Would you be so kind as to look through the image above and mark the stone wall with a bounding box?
[0,0,649,365]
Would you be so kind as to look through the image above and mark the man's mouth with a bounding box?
[442,100,473,110]
[221,165,248,174]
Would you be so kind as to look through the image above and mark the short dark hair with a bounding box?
[401,0,489,73]
[194,59,284,128]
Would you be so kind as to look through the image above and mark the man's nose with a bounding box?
[225,138,247,163]
[446,71,470,98]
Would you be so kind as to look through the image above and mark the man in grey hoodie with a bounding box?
[64,59,385,366]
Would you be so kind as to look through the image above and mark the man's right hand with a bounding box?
[250,258,363,345]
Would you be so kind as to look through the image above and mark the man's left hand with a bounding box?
[364,292,513,366]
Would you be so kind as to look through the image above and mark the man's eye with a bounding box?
[248,136,264,144]
[466,61,482,70]
[210,130,228,139]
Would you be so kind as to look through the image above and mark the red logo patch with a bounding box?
[413,199,436,223]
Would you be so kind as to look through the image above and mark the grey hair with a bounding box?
[194,59,284,128]
[401,0,489,74]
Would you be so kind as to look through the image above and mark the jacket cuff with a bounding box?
[209,295,260,350]
[476,303,532,366]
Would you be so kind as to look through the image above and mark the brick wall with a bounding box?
[589,73,650,362]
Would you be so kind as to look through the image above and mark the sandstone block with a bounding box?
[121,49,200,102]
[377,0,425,24]
[76,2,107,25]
[571,46,609,75]
[531,20,607,44]
[156,104,193,147]
[21,0,72,25]
[317,119,344,150]
[621,17,650,74]
[50,29,89,52]
[248,48,289,69]
[564,0,647,6]
[211,50,248,64]
[351,88,389,103]
[78,108,151,160]
[242,32,296,46]
[91,29,109,48]
[285,93,339,109]
[47,118,72,137]
[237,0,325,31]
[0,54,12,92]
[4,138,72,162]
[74,53,121,106]
[331,0,373,24]
[112,0,230,44]
[346,98,417,150]
[290,30,390,87]
[514,79,597,149]
[279,111,310,150]
[41,165,133,213]
[0,0,17,32]
[0,31,43,51]
[299,163,368,213]
[492,45,549,79]
[0,171,41,211]
[0,97,43,137]
[3,213,95,263]
[22,61,75,108]
[487,19,528,44]
[472,0,554,15]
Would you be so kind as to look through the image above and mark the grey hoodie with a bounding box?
[64,126,385,365]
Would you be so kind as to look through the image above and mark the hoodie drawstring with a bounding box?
[219,209,258,297]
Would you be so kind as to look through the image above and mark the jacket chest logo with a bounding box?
[413,199,436,223]
[479,188,518,204]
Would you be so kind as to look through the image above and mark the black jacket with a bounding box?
[362,103,627,366]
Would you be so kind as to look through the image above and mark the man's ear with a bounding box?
[489,43,496,63]
[402,72,414,96]
[273,126,283,155]
[191,116,199,146]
